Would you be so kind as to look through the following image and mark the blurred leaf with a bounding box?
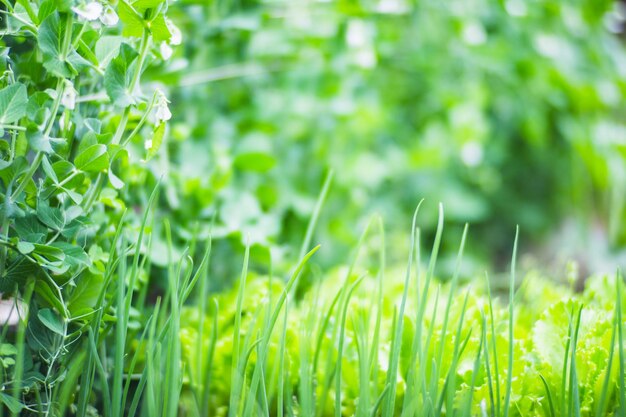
[146,122,165,161]
[118,0,144,38]
[0,393,24,414]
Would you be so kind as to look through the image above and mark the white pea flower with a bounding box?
[154,90,172,122]
[100,5,119,26]
[144,138,153,150]
[61,80,77,110]
[166,19,182,45]
[72,2,103,21]
[160,42,173,60]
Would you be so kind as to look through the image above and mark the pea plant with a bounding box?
[0,0,176,413]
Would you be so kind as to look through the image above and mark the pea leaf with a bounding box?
[118,0,144,38]
[50,242,91,269]
[75,144,109,172]
[119,0,171,41]
[27,129,64,154]
[14,215,47,243]
[95,36,124,67]
[38,13,89,79]
[37,0,56,21]
[67,272,104,319]
[0,344,17,356]
[26,92,51,122]
[104,43,139,107]
[149,13,171,42]
[31,243,65,265]
[34,281,65,314]
[53,0,72,12]
[36,200,65,231]
[17,241,35,255]
[41,156,58,184]
[133,0,166,9]
[0,83,27,124]
[37,308,64,335]
[27,130,52,153]
[51,161,82,188]
[0,393,24,414]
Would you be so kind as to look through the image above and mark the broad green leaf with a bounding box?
[53,0,72,12]
[149,13,171,42]
[34,280,66,314]
[61,214,93,239]
[83,118,102,134]
[0,344,17,356]
[17,241,35,255]
[67,272,104,319]
[27,129,53,153]
[118,0,144,38]
[41,156,58,184]
[63,188,83,205]
[75,144,109,172]
[118,0,171,41]
[37,13,63,57]
[37,308,64,335]
[38,13,88,78]
[37,0,56,21]
[37,200,65,231]
[0,156,27,188]
[45,160,83,190]
[0,83,28,124]
[14,215,47,243]
[32,243,65,264]
[27,129,64,154]
[77,131,98,153]
[133,0,166,10]
[26,91,51,122]
[50,242,91,269]
[104,43,139,107]
[0,393,24,414]
[95,35,124,67]
[6,4,33,32]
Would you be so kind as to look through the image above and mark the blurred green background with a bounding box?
[143,0,626,283]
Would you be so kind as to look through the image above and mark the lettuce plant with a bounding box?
[180,215,626,417]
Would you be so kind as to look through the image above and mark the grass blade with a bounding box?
[503,225,519,417]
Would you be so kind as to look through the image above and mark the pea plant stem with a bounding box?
[0,124,26,131]
[112,29,151,146]
[10,78,64,200]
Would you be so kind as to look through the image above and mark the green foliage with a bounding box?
[0,84,27,125]
[0,0,625,415]
[180,254,626,417]
[158,0,626,273]
[0,0,178,413]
